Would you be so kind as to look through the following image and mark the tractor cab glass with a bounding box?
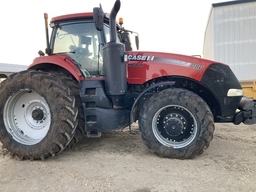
[51,21,103,77]
[104,24,121,43]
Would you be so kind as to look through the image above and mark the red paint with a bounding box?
[28,55,86,81]
[126,51,226,84]
[51,12,93,22]
[28,51,225,85]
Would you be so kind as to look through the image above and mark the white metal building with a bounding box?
[0,63,27,82]
[203,0,256,80]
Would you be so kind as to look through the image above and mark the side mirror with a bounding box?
[93,7,104,31]
[135,36,139,50]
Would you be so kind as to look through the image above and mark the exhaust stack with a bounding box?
[109,0,120,42]
[103,0,127,109]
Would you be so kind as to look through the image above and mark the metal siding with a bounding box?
[203,9,215,60]
[213,0,256,7]
[0,63,27,77]
[203,2,256,80]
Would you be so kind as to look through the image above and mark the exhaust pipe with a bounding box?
[103,0,127,109]
[109,0,120,42]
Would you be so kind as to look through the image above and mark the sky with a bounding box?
[0,0,224,65]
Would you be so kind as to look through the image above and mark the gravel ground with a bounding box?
[0,123,256,192]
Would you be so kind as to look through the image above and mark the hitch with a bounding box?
[234,97,256,125]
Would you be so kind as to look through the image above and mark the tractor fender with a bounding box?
[130,81,175,124]
[28,55,85,81]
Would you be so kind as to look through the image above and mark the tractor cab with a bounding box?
[45,10,138,78]
[49,17,110,77]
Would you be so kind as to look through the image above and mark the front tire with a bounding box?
[139,88,215,159]
[0,70,78,160]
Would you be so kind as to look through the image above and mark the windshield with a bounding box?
[104,24,121,43]
[52,21,103,77]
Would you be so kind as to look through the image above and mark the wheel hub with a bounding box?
[152,105,197,149]
[32,108,44,121]
[163,116,184,136]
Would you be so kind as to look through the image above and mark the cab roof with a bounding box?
[51,12,94,22]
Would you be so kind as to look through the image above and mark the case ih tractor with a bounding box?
[0,0,255,160]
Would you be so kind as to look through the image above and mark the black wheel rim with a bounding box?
[152,105,198,148]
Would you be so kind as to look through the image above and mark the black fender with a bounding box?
[130,81,175,124]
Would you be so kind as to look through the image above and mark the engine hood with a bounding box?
[126,51,225,84]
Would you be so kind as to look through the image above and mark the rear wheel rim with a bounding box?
[152,105,198,148]
[3,89,51,145]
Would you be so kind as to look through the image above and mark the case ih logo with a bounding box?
[128,54,154,61]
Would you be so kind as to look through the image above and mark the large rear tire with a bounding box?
[139,88,215,159]
[50,72,85,146]
[0,70,78,160]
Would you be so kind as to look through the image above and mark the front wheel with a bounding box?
[139,88,215,159]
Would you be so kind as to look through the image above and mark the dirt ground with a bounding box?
[0,122,256,192]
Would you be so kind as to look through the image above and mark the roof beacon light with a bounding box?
[119,17,123,26]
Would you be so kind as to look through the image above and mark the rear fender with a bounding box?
[28,55,85,81]
[130,81,175,124]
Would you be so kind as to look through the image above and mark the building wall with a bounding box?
[203,9,215,61]
[203,1,256,80]
[0,63,27,79]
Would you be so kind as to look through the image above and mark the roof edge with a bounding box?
[213,0,256,7]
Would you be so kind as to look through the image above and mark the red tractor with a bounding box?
[0,0,255,160]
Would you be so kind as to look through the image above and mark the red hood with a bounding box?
[126,51,225,84]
